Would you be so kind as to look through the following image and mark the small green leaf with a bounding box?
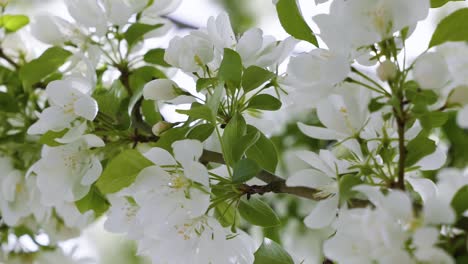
[276,0,318,46]
[75,186,109,217]
[238,197,280,227]
[141,99,162,126]
[186,123,215,142]
[247,94,282,111]
[233,159,261,183]
[144,48,170,67]
[196,78,218,92]
[218,48,243,90]
[96,149,154,194]
[19,47,72,87]
[246,126,278,173]
[406,133,437,167]
[177,104,215,124]
[451,185,468,217]
[339,174,363,204]
[430,0,463,8]
[368,97,386,113]
[429,8,468,48]
[254,238,294,264]
[419,111,449,130]
[0,92,19,112]
[242,66,274,92]
[38,129,67,147]
[1,14,29,32]
[222,114,247,166]
[125,23,163,47]
[153,126,190,152]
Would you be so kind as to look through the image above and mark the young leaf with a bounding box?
[75,186,109,217]
[38,129,67,147]
[276,0,318,46]
[238,197,281,227]
[1,14,29,32]
[451,185,468,217]
[154,126,190,152]
[247,94,282,111]
[242,66,274,92]
[222,114,247,166]
[186,123,215,142]
[339,174,363,204]
[96,149,154,194]
[143,48,170,67]
[254,238,294,264]
[218,48,242,90]
[246,126,278,173]
[406,133,437,167]
[125,23,163,47]
[177,104,215,124]
[19,47,72,87]
[233,159,261,183]
[429,8,468,48]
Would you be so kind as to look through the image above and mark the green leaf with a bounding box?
[96,149,154,194]
[246,126,278,173]
[254,238,294,264]
[451,185,468,217]
[247,94,282,111]
[154,126,190,152]
[141,99,162,126]
[339,174,364,204]
[144,48,170,67]
[75,186,109,217]
[429,8,468,48]
[238,197,281,227]
[19,47,72,87]
[1,14,29,32]
[430,0,463,8]
[196,78,217,92]
[125,23,163,47]
[38,129,67,147]
[186,124,215,142]
[276,0,318,46]
[406,133,437,167]
[222,114,247,166]
[207,81,224,114]
[177,104,215,124]
[233,159,261,183]
[242,66,274,92]
[419,111,449,130]
[218,48,243,90]
[0,92,19,112]
[368,97,386,113]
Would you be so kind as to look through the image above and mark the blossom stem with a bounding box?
[200,150,323,200]
[0,48,19,69]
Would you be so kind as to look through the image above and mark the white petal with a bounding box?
[73,96,98,120]
[27,106,75,134]
[298,122,346,140]
[143,79,179,101]
[80,158,102,186]
[304,196,338,229]
[184,162,209,187]
[416,146,447,171]
[413,227,439,248]
[172,139,203,167]
[143,147,176,166]
[457,105,468,129]
[407,177,437,203]
[287,169,334,189]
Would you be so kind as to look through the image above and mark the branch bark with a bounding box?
[201,150,324,200]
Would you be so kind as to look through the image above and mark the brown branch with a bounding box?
[201,150,323,200]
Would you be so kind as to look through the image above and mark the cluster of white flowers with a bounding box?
[1,0,468,263]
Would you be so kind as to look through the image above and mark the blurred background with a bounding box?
[3,0,468,263]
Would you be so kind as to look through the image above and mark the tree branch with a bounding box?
[201,150,324,200]
[162,15,199,30]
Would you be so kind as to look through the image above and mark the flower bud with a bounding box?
[152,121,173,136]
[377,60,397,81]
